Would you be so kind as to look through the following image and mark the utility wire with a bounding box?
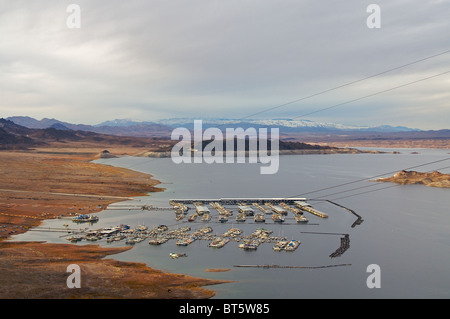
[286,157,450,199]
[326,164,450,202]
[239,49,450,120]
[291,70,450,119]
[310,165,450,202]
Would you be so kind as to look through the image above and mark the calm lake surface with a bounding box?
[13,149,450,298]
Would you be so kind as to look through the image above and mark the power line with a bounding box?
[286,157,450,199]
[326,165,450,201]
[311,165,450,202]
[291,70,450,119]
[239,49,450,120]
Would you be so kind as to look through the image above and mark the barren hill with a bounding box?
[375,170,450,188]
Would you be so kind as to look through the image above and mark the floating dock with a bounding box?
[169,198,325,225]
[294,201,328,218]
[170,198,307,205]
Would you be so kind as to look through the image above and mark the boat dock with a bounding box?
[300,231,351,258]
[168,198,325,225]
[170,198,308,205]
[38,197,356,259]
[325,200,363,227]
[294,201,328,218]
[60,223,293,251]
[233,264,352,269]
[329,234,350,258]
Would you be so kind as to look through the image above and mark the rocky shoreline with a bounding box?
[374,170,450,188]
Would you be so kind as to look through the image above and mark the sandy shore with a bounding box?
[0,147,229,299]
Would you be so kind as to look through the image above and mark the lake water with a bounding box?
[12,148,450,298]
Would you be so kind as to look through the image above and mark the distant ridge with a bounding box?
[7,116,449,143]
[7,116,172,138]
[0,118,170,150]
[156,117,420,133]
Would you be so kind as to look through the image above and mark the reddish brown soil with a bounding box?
[0,147,229,299]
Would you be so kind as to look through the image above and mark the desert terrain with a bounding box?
[0,142,229,299]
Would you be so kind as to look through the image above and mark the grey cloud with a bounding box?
[0,0,449,128]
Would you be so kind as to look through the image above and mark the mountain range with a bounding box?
[6,116,172,138]
[2,116,449,150]
[6,116,423,137]
[0,118,165,150]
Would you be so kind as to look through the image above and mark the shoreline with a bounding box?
[0,148,230,299]
[137,147,395,158]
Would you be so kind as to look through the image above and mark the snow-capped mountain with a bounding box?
[155,118,418,132]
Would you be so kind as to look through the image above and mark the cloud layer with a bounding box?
[1,0,449,129]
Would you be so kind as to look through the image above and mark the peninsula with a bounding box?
[375,170,450,188]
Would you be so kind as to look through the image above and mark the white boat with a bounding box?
[254,213,265,223]
[208,238,229,248]
[273,241,288,251]
[294,215,309,223]
[284,240,301,251]
[125,238,137,245]
[66,235,83,243]
[148,237,168,245]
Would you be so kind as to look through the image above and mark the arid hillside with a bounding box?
[375,170,450,188]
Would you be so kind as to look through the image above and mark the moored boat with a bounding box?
[284,240,301,251]
[272,241,288,251]
[218,215,228,223]
[235,213,246,222]
[294,215,309,223]
[208,237,229,248]
[272,213,285,223]
[254,213,265,223]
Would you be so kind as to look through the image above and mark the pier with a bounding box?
[170,198,308,205]
[325,200,363,227]
[294,201,328,218]
[233,264,352,269]
[107,205,175,211]
[300,231,351,258]
[168,198,324,225]
[329,234,350,258]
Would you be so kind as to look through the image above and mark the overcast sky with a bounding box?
[1,0,449,129]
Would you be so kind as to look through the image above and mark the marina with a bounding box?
[86,151,450,299]
[25,197,333,257]
[11,150,450,299]
[59,219,299,253]
[26,197,334,265]
[168,198,323,226]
